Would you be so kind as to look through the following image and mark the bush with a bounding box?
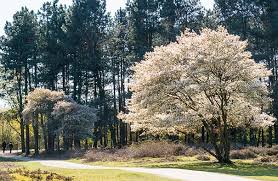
[230,149,257,159]
[266,146,278,156]
[85,141,204,162]
[130,141,186,158]
[258,156,273,163]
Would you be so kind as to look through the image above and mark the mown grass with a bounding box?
[0,157,177,181]
[18,162,176,181]
[71,156,278,181]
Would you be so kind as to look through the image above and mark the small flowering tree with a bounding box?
[52,100,97,149]
[123,27,275,163]
[23,88,97,152]
[23,88,64,154]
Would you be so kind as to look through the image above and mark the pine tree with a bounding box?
[0,7,38,154]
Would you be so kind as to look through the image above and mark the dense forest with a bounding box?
[0,0,277,156]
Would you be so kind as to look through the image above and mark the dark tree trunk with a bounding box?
[20,117,25,153]
[275,123,278,144]
[63,136,70,151]
[62,65,66,93]
[120,121,126,146]
[17,72,25,153]
[268,126,273,147]
[24,65,30,155]
[93,127,98,148]
[257,129,261,147]
[243,128,247,146]
[135,132,139,142]
[262,129,265,147]
[110,124,116,148]
[41,116,48,151]
[129,125,132,144]
[201,126,205,143]
[32,116,39,155]
[202,120,232,164]
[103,126,108,148]
[25,123,30,155]
[250,128,256,146]
[47,132,55,152]
[74,137,81,149]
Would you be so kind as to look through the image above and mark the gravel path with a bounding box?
[0,153,257,181]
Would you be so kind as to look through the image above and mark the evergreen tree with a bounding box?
[0,7,38,154]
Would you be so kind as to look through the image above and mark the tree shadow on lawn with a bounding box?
[149,161,278,178]
[0,156,23,163]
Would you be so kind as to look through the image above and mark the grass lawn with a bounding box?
[70,156,278,181]
[0,157,177,181]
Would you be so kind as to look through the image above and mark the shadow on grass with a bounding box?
[0,156,24,162]
[149,161,278,178]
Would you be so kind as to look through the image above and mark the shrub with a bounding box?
[230,149,257,159]
[265,146,278,156]
[85,141,205,162]
[258,156,273,163]
[130,141,187,158]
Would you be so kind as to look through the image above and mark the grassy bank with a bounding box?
[0,157,176,181]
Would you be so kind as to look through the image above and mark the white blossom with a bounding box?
[123,27,274,134]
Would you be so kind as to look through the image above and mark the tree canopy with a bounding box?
[123,27,275,163]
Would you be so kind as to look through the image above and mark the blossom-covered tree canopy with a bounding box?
[52,100,98,139]
[122,27,276,163]
[23,88,98,144]
[23,88,64,117]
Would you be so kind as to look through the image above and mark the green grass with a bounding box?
[0,157,176,181]
[71,156,278,181]
[19,162,176,181]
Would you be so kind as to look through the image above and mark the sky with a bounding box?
[0,0,214,108]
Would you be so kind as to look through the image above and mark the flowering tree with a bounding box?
[52,100,97,149]
[23,88,97,153]
[123,27,275,163]
[23,88,64,154]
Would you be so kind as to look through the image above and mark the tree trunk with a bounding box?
[41,116,48,151]
[243,128,247,146]
[25,123,30,155]
[63,136,69,151]
[202,120,232,164]
[110,124,116,148]
[16,71,26,153]
[250,128,256,146]
[20,117,25,153]
[201,126,205,143]
[262,129,265,147]
[47,132,55,152]
[32,116,39,155]
[268,126,273,147]
[74,137,81,149]
[275,123,278,144]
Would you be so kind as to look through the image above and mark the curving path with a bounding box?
[0,153,257,181]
